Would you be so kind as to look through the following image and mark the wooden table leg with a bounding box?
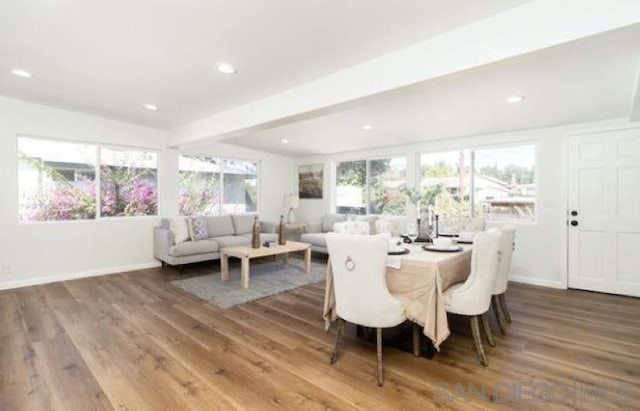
[283,252,289,265]
[241,255,250,289]
[220,253,229,282]
[305,247,311,274]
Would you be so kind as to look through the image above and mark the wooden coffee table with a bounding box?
[220,240,312,289]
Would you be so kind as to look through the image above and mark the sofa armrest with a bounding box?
[305,221,322,233]
[260,221,277,233]
[154,226,173,261]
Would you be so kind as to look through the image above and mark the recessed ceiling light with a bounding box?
[362,124,373,130]
[506,95,525,103]
[144,104,159,111]
[280,139,290,144]
[216,62,237,74]
[11,69,32,78]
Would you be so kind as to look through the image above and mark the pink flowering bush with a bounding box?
[100,166,157,217]
[19,153,157,220]
[21,177,96,221]
[178,171,220,216]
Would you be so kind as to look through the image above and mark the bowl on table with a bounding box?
[432,237,453,249]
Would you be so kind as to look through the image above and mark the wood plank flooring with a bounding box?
[1,260,639,410]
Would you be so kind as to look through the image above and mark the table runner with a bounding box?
[323,244,472,350]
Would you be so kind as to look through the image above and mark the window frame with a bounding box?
[17,134,160,224]
[334,153,408,216]
[417,140,538,225]
[178,151,261,217]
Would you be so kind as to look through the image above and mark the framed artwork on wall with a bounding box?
[298,164,323,199]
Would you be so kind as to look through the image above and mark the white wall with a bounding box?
[293,117,633,288]
[0,96,293,289]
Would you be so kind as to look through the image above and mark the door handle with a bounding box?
[570,210,578,216]
[570,220,578,226]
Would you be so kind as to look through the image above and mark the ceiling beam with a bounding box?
[631,74,640,122]
[168,0,640,148]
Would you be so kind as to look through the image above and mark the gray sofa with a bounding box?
[154,214,277,266]
[299,213,347,254]
[300,213,408,254]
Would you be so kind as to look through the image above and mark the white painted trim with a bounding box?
[509,275,564,290]
[0,261,161,291]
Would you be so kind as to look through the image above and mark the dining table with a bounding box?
[323,243,473,350]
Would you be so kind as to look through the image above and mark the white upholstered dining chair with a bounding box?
[443,229,501,366]
[326,233,416,386]
[332,221,370,235]
[492,225,516,335]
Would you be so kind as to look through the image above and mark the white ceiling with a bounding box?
[0,0,527,129]
[226,24,640,156]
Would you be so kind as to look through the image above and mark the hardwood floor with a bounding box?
[1,260,639,410]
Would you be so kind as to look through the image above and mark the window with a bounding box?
[19,137,97,222]
[178,155,259,216]
[100,148,158,217]
[419,150,473,218]
[474,145,535,221]
[178,155,221,216]
[368,157,407,215]
[18,136,158,222]
[336,160,366,215]
[335,157,407,215]
[222,159,258,214]
[419,144,536,222]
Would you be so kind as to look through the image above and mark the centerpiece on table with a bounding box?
[401,186,442,242]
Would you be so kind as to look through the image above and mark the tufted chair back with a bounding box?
[445,229,501,316]
[493,225,516,295]
[326,233,405,328]
[333,221,370,235]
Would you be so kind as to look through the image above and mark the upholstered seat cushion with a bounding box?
[211,235,252,248]
[169,239,219,257]
[239,233,278,243]
[300,232,327,247]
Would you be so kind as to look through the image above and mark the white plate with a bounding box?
[425,245,462,251]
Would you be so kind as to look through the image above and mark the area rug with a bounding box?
[171,258,326,309]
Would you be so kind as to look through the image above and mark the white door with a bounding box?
[568,127,640,297]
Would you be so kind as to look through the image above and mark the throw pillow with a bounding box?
[169,217,190,244]
[188,216,209,241]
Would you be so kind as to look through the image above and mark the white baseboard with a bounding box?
[509,275,565,289]
[0,261,162,291]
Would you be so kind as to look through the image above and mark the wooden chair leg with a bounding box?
[480,314,495,347]
[492,295,507,336]
[470,316,488,366]
[330,318,345,364]
[412,323,421,357]
[499,294,512,323]
[376,328,384,386]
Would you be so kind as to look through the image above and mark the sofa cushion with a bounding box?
[169,217,190,244]
[300,232,327,248]
[240,233,278,243]
[205,215,235,237]
[188,216,209,241]
[321,214,346,232]
[212,235,252,248]
[169,239,219,257]
[232,213,258,235]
